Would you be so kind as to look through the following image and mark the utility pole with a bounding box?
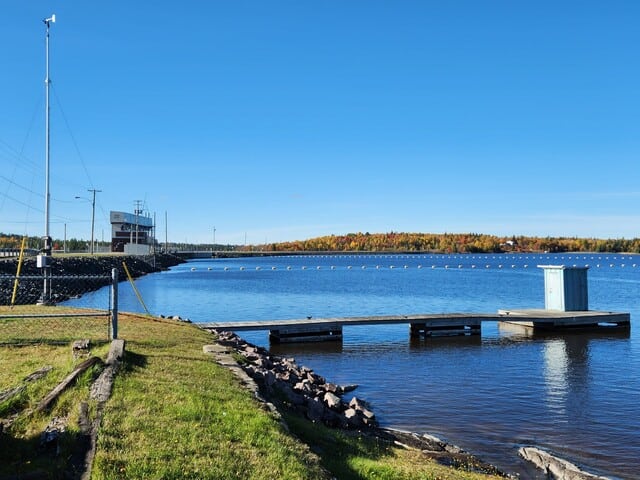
[153,212,156,253]
[88,189,101,254]
[165,211,168,252]
[134,200,143,244]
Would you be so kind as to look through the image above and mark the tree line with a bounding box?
[244,232,640,254]
[0,233,107,252]
[4,231,640,254]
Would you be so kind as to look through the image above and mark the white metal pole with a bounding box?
[41,14,55,303]
[44,16,52,242]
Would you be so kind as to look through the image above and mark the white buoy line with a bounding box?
[188,262,639,272]
[185,253,639,272]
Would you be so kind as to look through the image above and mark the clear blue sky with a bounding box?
[1,1,639,245]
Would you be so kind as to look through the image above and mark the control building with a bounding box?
[110,210,154,254]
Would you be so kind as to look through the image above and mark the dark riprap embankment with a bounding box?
[0,253,184,304]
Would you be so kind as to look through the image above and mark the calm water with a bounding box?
[68,253,640,478]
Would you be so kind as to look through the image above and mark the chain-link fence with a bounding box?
[0,271,118,346]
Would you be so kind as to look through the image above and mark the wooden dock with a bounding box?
[199,309,630,343]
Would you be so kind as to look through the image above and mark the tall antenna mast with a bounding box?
[38,13,56,304]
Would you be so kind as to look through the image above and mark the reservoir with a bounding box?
[68,253,640,478]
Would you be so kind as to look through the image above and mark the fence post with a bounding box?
[111,268,118,340]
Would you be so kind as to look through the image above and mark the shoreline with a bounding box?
[210,330,512,478]
[209,329,614,480]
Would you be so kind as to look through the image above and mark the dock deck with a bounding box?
[199,309,630,342]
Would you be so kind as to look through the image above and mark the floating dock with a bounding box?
[199,310,630,343]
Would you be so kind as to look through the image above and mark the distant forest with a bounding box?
[3,231,640,254]
[246,232,640,254]
[0,233,103,252]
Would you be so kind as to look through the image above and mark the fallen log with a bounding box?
[90,339,125,402]
[36,357,103,413]
[0,366,53,404]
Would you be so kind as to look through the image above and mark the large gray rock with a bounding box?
[339,384,359,393]
[254,357,273,370]
[323,392,342,410]
[348,396,376,426]
[348,396,370,410]
[519,447,610,480]
[241,351,260,362]
[323,382,339,393]
[278,383,305,406]
[263,370,276,387]
[343,408,364,428]
[306,397,325,423]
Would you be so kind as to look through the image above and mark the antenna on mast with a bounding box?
[37,13,56,304]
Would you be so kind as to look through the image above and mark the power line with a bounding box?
[51,84,96,189]
[0,174,44,198]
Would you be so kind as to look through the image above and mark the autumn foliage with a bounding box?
[4,231,640,254]
[247,232,640,254]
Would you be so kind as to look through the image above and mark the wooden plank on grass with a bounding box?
[36,357,103,413]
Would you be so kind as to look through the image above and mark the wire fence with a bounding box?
[0,271,118,346]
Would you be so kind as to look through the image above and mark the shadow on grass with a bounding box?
[283,412,392,480]
[0,429,82,479]
[121,350,148,374]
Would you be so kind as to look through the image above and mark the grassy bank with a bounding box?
[0,310,504,479]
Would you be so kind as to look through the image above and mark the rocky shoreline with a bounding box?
[0,253,184,304]
[209,331,616,480]
[209,330,511,478]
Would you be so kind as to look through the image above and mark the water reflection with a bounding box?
[409,334,482,350]
[497,322,630,343]
[270,340,344,356]
[543,340,569,416]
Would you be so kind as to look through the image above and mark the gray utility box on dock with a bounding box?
[539,265,588,311]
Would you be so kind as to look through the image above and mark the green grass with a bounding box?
[1,309,504,479]
[91,333,325,480]
[283,413,504,480]
[0,342,106,477]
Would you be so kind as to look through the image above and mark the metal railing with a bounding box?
[0,269,118,345]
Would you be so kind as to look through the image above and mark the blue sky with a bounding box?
[1,1,639,245]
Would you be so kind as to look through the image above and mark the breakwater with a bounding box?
[0,252,184,277]
[0,253,184,304]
